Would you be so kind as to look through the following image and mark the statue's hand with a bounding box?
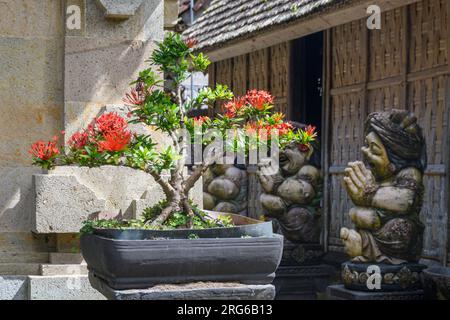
[343,161,378,206]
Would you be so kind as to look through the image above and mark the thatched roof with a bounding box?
[184,0,349,51]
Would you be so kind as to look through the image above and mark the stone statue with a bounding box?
[340,110,426,265]
[257,123,322,244]
[203,162,248,215]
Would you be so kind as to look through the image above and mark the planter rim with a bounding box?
[83,233,283,243]
[90,211,273,240]
[423,266,450,277]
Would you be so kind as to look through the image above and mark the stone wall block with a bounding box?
[64,37,157,104]
[87,0,163,40]
[33,173,106,234]
[0,0,63,38]
[0,276,28,300]
[28,275,105,300]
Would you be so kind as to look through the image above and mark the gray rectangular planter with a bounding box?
[81,233,283,290]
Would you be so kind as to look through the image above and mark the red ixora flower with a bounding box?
[193,116,210,125]
[123,88,146,107]
[184,37,198,49]
[222,97,247,118]
[95,112,128,135]
[68,130,89,150]
[305,125,317,137]
[98,130,132,152]
[29,136,59,161]
[245,90,274,111]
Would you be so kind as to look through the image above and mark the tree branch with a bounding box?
[145,168,175,199]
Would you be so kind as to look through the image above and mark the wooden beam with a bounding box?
[203,0,421,62]
[322,29,332,252]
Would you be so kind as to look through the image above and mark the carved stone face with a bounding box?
[279,143,308,175]
[361,132,392,180]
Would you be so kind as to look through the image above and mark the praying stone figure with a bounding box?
[339,110,427,291]
[257,127,322,245]
[203,162,248,215]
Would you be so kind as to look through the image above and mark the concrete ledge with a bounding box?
[40,264,88,276]
[49,253,84,264]
[28,275,105,300]
[96,0,145,19]
[0,276,28,300]
[326,284,424,300]
[89,273,275,300]
[0,263,41,276]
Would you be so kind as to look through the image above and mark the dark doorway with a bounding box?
[290,32,324,142]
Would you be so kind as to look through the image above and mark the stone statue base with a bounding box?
[341,261,426,292]
[274,264,336,299]
[327,285,424,300]
[281,241,324,265]
[89,273,275,300]
[273,241,335,299]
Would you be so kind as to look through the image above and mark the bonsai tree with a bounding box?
[29,32,317,230]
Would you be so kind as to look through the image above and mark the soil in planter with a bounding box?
[80,200,236,236]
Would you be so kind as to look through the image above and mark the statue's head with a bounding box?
[279,121,321,175]
[362,110,427,180]
[279,143,310,175]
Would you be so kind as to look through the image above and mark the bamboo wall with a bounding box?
[325,0,450,265]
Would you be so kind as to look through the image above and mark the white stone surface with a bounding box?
[28,275,105,300]
[96,0,145,19]
[33,173,106,234]
[40,264,88,276]
[34,165,203,233]
[0,276,28,300]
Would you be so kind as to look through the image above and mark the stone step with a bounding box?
[0,252,49,263]
[40,264,88,276]
[0,232,56,252]
[49,253,84,264]
[0,276,28,300]
[28,275,106,300]
[0,263,41,275]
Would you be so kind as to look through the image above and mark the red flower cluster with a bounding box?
[297,125,317,153]
[29,136,59,161]
[98,131,132,152]
[222,90,274,118]
[67,112,131,153]
[193,116,210,125]
[304,125,317,138]
[244,121,293,141]
[95,112,128,135]
[245,90,274,111]
[223,97,246,118]
[67,131,89,149]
